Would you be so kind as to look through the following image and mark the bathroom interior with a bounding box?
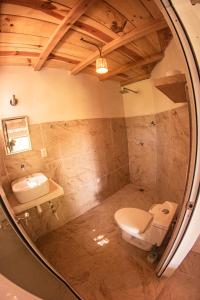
[0,0,200,299]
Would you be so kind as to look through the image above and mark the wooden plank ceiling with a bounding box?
[0,0,172,85]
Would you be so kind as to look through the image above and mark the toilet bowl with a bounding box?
[114,201,177,251]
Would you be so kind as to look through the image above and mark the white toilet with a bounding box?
[114,201,177,251]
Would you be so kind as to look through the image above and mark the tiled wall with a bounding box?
[126,104,190,205]
[0,118,129,240]
[0,105,189,240]
[126,114,157,190]
[156,105,190,204]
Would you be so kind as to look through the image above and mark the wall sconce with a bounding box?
[80,38,108,74]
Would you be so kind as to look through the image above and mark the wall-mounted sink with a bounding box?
[11,173,50,204]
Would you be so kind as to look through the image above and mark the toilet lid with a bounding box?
[114,208,153,235]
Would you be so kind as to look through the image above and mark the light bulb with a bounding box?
[96,57,108,74]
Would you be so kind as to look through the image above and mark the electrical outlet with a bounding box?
[40,148,47,158]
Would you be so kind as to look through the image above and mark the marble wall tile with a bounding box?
[95,172,118,201]
[115,164,130,191]
[59,123,84,159]
[111,119,129,161]
[1,104,189,240]
[29,124,44,152]
[155,105,190,205]
[41,122,63,161]
[126,105,190,206]
[0,117,129,240]
[126,114,157,190]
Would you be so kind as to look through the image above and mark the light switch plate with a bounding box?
[40,148,47,158]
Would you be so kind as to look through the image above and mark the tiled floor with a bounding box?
[37,184,200,300]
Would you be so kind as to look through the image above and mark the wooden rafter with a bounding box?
[1,1,168,65]
[139,0,163,19]
[70,19,167,75]
[0,51,39,58]
[2,0,64,20]
[1,1,172,84]
[0,51,80,64]
[34,0,97,71]
[2,0,156,61]
[99,53,163,81]
[121,74,151,86]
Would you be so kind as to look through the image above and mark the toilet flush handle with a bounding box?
[16,212,30,226]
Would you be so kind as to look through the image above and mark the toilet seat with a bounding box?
[114,208,153,235]
[114,202,178,251]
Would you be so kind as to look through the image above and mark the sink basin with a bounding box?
[11,173,50,203]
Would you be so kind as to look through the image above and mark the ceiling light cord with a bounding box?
[80,37,102,56]
[80,37,108,74]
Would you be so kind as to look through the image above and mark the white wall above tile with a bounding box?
[0,67,124,123]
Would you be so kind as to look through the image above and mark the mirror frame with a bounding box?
[1,116,32,155]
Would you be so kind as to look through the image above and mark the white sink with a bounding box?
[11,173,50,204]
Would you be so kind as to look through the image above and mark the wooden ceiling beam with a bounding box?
[3,0,64,20]
[70,19,167,75]
[0,51,40,57]
[139,0,163,19]
[0,50,80,64]
[2,1,162,62]
[34,0,97,71]
[121,74,151,86]
[73,23,145,59]
[99,52,163,81]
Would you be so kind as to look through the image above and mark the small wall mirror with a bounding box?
[2,116,32,155]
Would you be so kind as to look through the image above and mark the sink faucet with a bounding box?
[20,163,25,171]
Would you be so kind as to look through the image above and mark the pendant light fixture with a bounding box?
[96,57,108,74]
[80,38,108,74]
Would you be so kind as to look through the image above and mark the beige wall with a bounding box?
[123,79,155,117]
[151,38,185,77]
[123,39,187,117]
[0,67,124,124]
[151,38,187,113]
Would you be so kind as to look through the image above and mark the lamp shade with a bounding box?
[96,57,108,74]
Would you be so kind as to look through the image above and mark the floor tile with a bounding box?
[36,184,199,300]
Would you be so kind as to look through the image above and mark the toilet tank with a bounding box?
[149,201,178,231]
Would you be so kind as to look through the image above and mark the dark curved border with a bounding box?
[0,0,200,291]
[0,196,82,300]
